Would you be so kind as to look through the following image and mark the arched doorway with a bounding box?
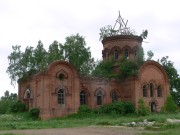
[150,102,157,112]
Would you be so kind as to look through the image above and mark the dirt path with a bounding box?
[0,126,143,135]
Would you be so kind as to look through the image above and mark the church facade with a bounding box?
[18,35,170,119]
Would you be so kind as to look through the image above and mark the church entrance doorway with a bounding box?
[150,102,157,112]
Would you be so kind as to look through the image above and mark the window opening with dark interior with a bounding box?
[58,73,64,80]
[125,49,129,59]
[114,50,119,59]
[143,85,147,97]
[150,83,154,97]
[80,90,86,105]
[112,91,118,102]
[157,86,162,97]
[97,91,103,105]
[58,89,65,104]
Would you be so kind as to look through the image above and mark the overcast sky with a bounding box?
[0,0,180,97]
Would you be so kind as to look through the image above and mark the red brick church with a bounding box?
[18,13,170,119]
[18,34,170,119]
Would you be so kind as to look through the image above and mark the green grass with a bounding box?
[1,112,180,132]
[0,134,24,135]
[142,124,180,135]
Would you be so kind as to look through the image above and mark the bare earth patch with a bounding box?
[0,126,143,135]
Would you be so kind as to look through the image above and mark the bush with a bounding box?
[78,105,93,113]
[28,108,40,119]
[119,60,139,78]
[0,100,11,114]
[164,95,177,113]
[123,101,135,114]
[95,101,135,115]
[10,100,26,113]
[136,98,150,116]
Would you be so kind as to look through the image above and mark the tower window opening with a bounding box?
[125,49,129,59]
[114,50,119,59]
[150,83,154,97]
[143,85,147,97]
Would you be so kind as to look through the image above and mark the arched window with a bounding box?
[95,88,105,106]
[97,91,103,105]
[150,83,154,97]
[143,85,147,97]
[157,86,162,97]
[114,50,119,59]
[112,91,118,102]
[125,49,129,59]
[80,90,86,105]
[58,89,65,104]
[24,89,31,99]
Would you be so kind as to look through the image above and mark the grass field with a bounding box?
[1,112,180,135]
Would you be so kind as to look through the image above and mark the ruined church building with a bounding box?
[18,13,170,119]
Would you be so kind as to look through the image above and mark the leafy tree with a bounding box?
[1,90,17,101]
[99,25,118,41]
[147,50,154,60]
[92,59,117,78]
[7,34,95,85]
[33,40,47,71]
[140,29,148,39]
[6,45,23,86]
[119,59,139,79]
[158,56,180,106]
[164,95,177,113]
[0,90,18,114]
[47,40,64,64]
[135,46,145,66]
[135,98,150,116]
[63,34,94,74]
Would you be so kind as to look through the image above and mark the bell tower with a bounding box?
[101,12,143,62]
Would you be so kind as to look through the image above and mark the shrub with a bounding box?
[119,60,139,78]
[123,101,135,114]
[0,100,11,114]
[28,108,40,119]
[164,95,177,113]
[78,105,93,113]
[96,101,126,115]
[10,100,26,113]
[136,98,150,116]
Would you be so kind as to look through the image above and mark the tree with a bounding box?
[92,59,117,78]
[1,90,17,101]
[33,40,48,71]
[0,90,18,114]
[164,95,177,113]
[47,40,64,64]
[147,50,154,60]
[158,56,180,106]
[6,45,23,86]
[99,25,118,41]
[119,59,139,79]
[7,34,95,85]
[140,29,148,39]
[63,34,94,74]
[135,46,145,66]
[135,98,150,116]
